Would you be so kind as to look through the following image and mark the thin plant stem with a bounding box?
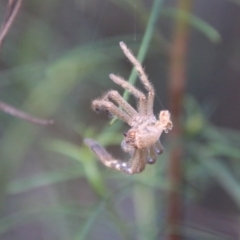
[167,0,193,239]
[0,0,53,126]
[130,1,165,239]
[75,200,106,240]
[0,0,22,47]
[0,101,54,125]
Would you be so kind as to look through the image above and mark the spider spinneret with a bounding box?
[85,41,172,174]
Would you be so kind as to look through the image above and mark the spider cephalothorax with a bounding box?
[85,42,172,174]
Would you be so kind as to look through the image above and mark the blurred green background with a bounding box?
[0,0,240,239]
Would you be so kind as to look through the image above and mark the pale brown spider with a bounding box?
[84,42,172,174]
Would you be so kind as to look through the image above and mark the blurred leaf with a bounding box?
[200,157,240,208]
[218,127,240,143]
[46,139,107,197]
[75,200,106,240]
[6,166,84,194]
[183,96,206,136]
[162,7,221,42]
[0,204,90,235]
[209,142,240,159]
[96,123,123,145]
[189,141,240,207]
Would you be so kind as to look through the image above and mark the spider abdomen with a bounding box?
[123,125,163,149]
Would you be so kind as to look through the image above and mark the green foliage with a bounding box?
[161,8,221,43]
[0,0,239,240]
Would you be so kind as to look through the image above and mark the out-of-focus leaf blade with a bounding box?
[200,157,240,208]
[162,8,221,42]
[6,167,84,194]
[75,200,106,240]
[46,139,107,197]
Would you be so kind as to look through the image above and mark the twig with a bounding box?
[0,0,22,47]
[167,0,193,239]
[0,101,54,125]
[0,0,53,126]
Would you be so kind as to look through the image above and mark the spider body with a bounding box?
[85,42,172,174]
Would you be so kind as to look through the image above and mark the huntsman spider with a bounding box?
[85,42,172,174]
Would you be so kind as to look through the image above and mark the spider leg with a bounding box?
[130,148,147,173]
[119,42,155,116]
[84,138,147,174]
[109,74,147,115]
[102,90,138,118]
[92,99,132,125]
[146,146,157,164]
[155,139,164,154]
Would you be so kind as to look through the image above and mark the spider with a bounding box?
[84,41,172,174]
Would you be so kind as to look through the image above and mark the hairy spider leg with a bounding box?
[84,138,147,174]
[129,148,148,173]
[102,90,138,118]
[109,74,147,115]
[92,99,132,125]
[119,42,155,116]
[120,148,148,174]
[84,138,128,172]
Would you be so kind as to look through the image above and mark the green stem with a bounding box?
[110,0,164,125]
[130,1,165,240]
[75,200,106,240]
[133,169,158,240]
